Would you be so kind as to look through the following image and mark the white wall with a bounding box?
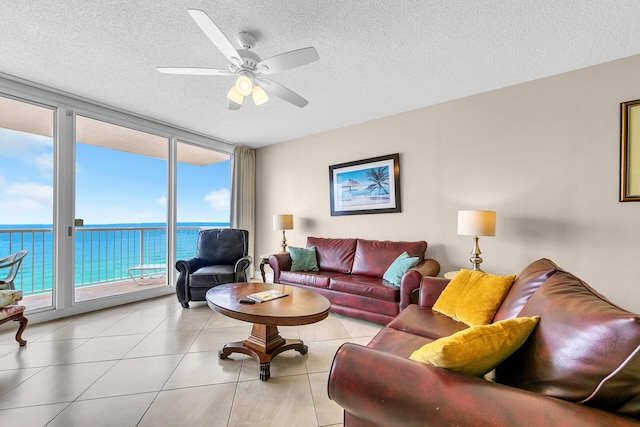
[255,54,640,312]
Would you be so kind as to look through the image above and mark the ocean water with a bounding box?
[0,222,229,293]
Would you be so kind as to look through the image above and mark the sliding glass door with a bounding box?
[176,141,231,260]
[74,115,169,302]
[0,95,55,310]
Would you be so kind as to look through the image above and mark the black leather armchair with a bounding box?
[175,228,251,308]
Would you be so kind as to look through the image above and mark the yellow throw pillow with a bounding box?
[409,316,540,377]
[433,269,515,326]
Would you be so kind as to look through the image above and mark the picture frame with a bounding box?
[329,153,401,216]
[620,99,640,202]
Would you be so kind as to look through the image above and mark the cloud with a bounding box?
[204,188,230,212]
[6,182,53,203]
[156,195,167,205]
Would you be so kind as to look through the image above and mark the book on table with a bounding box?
[247,289,289,303]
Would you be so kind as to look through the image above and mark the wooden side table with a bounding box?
[259,254,271,283]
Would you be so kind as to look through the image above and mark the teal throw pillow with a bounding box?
[289,246,319,272]
[383,251,420,287]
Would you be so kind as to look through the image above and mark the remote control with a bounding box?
[238,299,256,304]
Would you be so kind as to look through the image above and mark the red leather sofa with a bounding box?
[268,237,440,324]
[328,259,640,426]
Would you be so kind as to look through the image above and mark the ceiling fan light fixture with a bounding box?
[227,86,244,105]
[252,86,269,105]
[234,74,253,96]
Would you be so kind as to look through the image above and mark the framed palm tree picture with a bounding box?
[329,153,401,216]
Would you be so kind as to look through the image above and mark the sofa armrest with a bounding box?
[398,258,441,310]
[268,253,291,283]
[328,343,638,427]
[417,276,450,308]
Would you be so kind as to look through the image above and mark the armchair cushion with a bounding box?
[189,265,235,287]
[289,246,319,272]
[409,316,540,377]
[433,269,515,326]
[0,289,23,307]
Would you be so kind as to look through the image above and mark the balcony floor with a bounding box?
[22,279,168,311]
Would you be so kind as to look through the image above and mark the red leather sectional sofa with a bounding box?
[268,237,440,324]
[327,258,640,426]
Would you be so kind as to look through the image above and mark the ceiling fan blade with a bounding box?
[229,100,242,110]
[257,79,309,108]
[257,47,320,75]
[187,9,242,66]
[156,67,233,76]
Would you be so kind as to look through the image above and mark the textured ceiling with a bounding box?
[2,1,640,149]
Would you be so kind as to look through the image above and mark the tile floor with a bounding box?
[0,294,382,426]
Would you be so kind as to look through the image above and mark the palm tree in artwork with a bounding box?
[366,167,389,195]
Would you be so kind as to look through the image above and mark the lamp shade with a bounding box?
[273,214,294,231]
[457,210,496,236]
[227,86,244,105]
[252,85,269,105]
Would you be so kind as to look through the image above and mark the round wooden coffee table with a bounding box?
[206,282,331,381]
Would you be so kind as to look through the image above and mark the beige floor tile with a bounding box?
[0,360,115,409]
[299,317,351,342]
[229,375,317,426]
[188,326,252,353]
[163,350,242,388]
[0,367,44,395]
[55,334,146,364]
[139,383,236,427]
[36,318,120,340]
[79,354,183,399]
[153,310,213,332]
[304,339,351,374]
[0,402,69,426]
[204,311,249,328]
[124,330,199,358]
[48,392,157,427]
[337,315,384,338]
[97,315,169,336]
[0,339,89,369]
[309,371,344,427]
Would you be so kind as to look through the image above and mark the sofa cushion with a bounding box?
[382,252,420,287]
[388,304,469,340]
[493,258,562,322]
[279,271,347,288]
[367,327,435,359]
[495,272,640,419]
[433,269,515,326]
[409,316,540,377]
[329,275,399,301]
[351,239,426,278]
[289,246,319,272]
[307,237,356,273]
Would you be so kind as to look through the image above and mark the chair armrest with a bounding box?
[417,276,450,308]
[328,343,637,427]
[268,253,291,283]
[234,255,252,281]
[398,258,441,311]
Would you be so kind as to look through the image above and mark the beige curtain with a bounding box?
[230,145,256,277]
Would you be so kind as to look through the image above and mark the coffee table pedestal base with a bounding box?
[218,324,308,381]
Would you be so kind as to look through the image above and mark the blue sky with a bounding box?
[0,128,230,225]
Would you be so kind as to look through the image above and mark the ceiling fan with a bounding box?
[157,9,320,110]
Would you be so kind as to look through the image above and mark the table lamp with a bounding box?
[457,210,496,272]
[273,214,294,252]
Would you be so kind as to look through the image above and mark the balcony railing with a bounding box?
[0,225,212,296]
